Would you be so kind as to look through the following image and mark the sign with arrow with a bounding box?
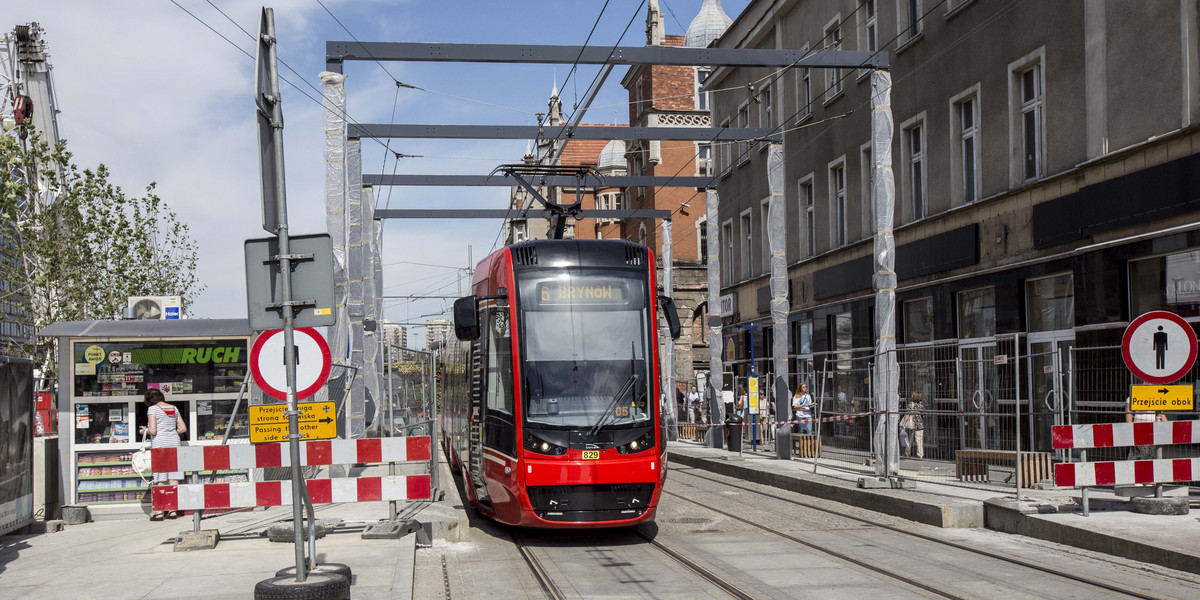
[249,401,337,443]
[1130,385,1194,411]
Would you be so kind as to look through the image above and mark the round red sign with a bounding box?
[1121,311,1198,384]
[249,328,332,400]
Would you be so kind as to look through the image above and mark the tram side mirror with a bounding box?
[453,296,480,340]
[660,296,681,340]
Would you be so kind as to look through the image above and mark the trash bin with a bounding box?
[724,414,744,451]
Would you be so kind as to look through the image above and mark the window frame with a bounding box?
[860,141,874,235]
[1008,48,1046,186]
[739,208,754,281]
[829,157,847,247]
[901,0,924,44]
[899,112,927,222]
[957,286,997,340]
[824,16,844,103]
[798,174,816,259]
[949,85,982,206]
[695,68,711,111]
[722,219,735,285]
[858,0,877,80]
[795,44,813,123]
[760,197,771,275]
[736,102,751,165]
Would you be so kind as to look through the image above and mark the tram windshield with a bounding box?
[518,268,652,429]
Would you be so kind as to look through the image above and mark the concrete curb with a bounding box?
[668,449,983,528]
[984,497,1200,574]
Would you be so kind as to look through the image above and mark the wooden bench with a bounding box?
[790,434,821,458]
[954,449,1052,484]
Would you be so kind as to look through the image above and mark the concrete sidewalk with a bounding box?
[668,440,1200,575]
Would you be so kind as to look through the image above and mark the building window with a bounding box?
[833,312,853,368]
[697,143,712,176]
[903,0,923,41]
[635,77,645,117]
[638,223,647,246]
[722,220,735,284]
[861,143,873,234]
[719,119,732,174]
[760,199,771,275]
[740,210,753,280]
[698,216,708,265]
[907,123,926,220]
[958,287,996,339]
[825,18,843,101]
[861,0,877,52]
[760,83,774,130]
[830,161,846,246]
[737,104,750,163]
[904,297,935,343]
[1018,63,1043,181]
[1027,273,1074,332]
[798,320,813,354]
[1130,250,1200,318]
[951,89,980,205]
[696,68,711,111]
[802,178,815,257]
[797,60,812,121]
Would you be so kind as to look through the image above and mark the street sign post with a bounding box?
[249,402,337,443]
[249,328,332,401]
[1122,310,1198,384]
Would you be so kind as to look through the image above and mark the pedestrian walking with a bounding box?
[792,382,814,434]
[902,391,924,458]
[687,385,701,423]
[140,388,186,520]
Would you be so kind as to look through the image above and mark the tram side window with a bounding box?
[486,308,514,415]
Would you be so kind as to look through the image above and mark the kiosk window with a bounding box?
[74,403,131,444]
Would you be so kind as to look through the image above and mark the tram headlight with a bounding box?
[524,432,567,456]
[617,430,656,454]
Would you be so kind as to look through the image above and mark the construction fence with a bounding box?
[676,335,1200,491]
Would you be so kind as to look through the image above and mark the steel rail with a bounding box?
[668,468,1182,600]
[509,531,568,600]
[632,529,757,600]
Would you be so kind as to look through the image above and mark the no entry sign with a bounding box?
[1122,311,1198,384]
[250,328,332,400]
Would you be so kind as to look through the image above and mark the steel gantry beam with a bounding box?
[363,174,712,188]
[325,42,887,71]
[376,209,672,219]
[348,123,779,143]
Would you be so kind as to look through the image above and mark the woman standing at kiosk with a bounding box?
[140,388,185,520]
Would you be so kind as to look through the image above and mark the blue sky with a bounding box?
[8,0,749,347]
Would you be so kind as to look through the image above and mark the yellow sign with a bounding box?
[83,345,106,365]
[249,401,336,443]
[748,377,760,415]
[1131,385,1194,411]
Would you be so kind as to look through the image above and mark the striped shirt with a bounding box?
[150,404,183,483]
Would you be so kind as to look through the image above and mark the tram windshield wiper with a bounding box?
[586,373,638,438]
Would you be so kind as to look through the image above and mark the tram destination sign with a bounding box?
[1130,385,1194,411]
[249,401,337,443]
[535,280,627,305]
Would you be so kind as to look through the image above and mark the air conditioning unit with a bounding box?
[127,296,183,320]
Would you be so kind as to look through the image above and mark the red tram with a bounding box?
[441,239,680,528]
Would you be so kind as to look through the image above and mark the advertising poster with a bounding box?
[0,360,34,536]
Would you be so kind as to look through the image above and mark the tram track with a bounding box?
[667,466,1191,600]
[508,527,757,600]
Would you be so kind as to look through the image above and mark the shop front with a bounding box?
[41,319,254,520]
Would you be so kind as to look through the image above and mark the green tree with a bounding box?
[0,126,204,379]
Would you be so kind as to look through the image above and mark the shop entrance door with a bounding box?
[1027,332,1073,454]
[959,342,998,449]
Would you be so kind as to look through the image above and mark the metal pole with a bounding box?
[261,9,307,580]
[662,217,676,443]
[1015,334,1023,499]
[430,349,439,496]
[387,336,397,520]
[221,372,252,445]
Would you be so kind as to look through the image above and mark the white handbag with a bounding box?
[131,432,152,481]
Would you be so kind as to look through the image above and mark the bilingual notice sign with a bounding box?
[1122,310,1198,384]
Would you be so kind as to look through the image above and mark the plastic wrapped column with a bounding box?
[321,72,348,409]
[662,218,677,441]
[362,188,381,434]
[346,138,366,440]
[766,144,790,458]
[871,70,900,478]
[705,189,725,447]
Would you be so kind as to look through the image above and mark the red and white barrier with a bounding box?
[1054,458,1200,487]
[151,437,431,473]
[151,475,432,511]
[1052,421,1200,449]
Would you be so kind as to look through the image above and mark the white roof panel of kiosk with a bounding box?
[39,319,252,338]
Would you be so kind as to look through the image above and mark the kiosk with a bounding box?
[40,319,255,521]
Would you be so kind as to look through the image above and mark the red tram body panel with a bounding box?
[440,240,668,528]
